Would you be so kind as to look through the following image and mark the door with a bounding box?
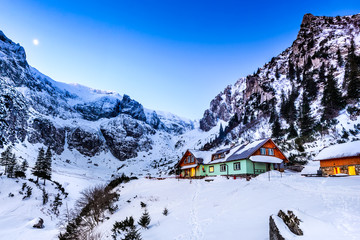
[348,166,356,176]
[190,168,195,177]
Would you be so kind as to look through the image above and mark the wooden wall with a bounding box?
[252,140,288,162]
[319,156,360,167]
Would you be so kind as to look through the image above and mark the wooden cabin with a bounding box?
[176,138,288,178]
[314,140,360,176]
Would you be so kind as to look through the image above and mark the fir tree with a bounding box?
[32,148,45,183]
[288,60,296,81]
[346,40,360,100]
[21,160,29,174]
[303,72,318,101]
[1,146,13,175]
[318,63,326,83]
[336,48,344,67]
[43,147,53,185]
[271,116,282,139]
[304,55,313,73]
[321,66,344,120]
[6,153,17,178]
[162,207,169,216]
[287,123,298,139]
[138,209,151,229]
[299,93,315,137]
[219,123,225,140]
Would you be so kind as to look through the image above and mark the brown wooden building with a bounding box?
[314,140,360,176]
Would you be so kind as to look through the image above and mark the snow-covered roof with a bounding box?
[314,140,360,161]
[188,150,213,164]
[249,155,283,164]
[180,164,198,170]
[226,139,269,161]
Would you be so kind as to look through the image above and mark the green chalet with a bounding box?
[176,138,288,178]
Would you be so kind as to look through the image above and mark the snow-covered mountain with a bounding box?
[199,13,360,161]
[0,29,205,176]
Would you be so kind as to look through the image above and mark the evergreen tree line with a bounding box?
[272,39,360,140]
[0,146,52,185]
[0,146,28,178]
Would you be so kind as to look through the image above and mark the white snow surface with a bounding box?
[91,172,360,240]
[314,140,360,160]
[250,155,283,163]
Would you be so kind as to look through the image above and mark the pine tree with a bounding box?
[1,146,13,175]
[318,63,326,83]
[299,92,315,137]
[21,160,29,173]
[6,153,17,178]
[271,116,282,139]
[138,209,151,229]
[288,60,295,81]
[32,148,45,183]
[219,123,225,140]
[337,48,344,67]
[287,123,298,139]
[43,147,53,185]
[346,40,360,100]
[304,55,313,73]
[321,66,344,120]
[303,72,318,101]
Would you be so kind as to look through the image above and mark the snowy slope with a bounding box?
[92,173,360,240]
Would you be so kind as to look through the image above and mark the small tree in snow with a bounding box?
[162,207,168,216]
[138,209,151,229]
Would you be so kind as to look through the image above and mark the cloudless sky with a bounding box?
[0,0,359,119]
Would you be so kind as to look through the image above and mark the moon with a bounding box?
[33,39,39,46]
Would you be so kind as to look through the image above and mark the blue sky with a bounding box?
[1,1,359,119]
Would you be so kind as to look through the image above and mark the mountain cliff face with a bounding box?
[200,13,360,159]
[0,30,194,162]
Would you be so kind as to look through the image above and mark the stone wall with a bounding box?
[321,164,360,176]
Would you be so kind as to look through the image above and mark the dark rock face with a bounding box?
[33,218,44,229]
[0,86,28,146]
[199,109,216,132]
[74,97,121,121]
[28,118,65,154]
[269,215,285,240]
[100,115,153,160]
[120,95,146,121]
[67,128,104,156]
[278,210,303,236]
[147,111,161,129]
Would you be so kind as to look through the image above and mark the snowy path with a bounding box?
[189,180,204,240]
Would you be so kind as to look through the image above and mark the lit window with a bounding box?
[209,166,214,173]
[234,162,241,171]
[220,164,226,172]
[268,148,274,156]
[260,148,267,155]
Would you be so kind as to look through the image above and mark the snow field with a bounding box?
[94,172,360,240]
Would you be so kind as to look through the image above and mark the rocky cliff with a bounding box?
[199,13,360,159]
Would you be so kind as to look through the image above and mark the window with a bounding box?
[184,158,187,164]
[268,148,274,156]
[220,164,227,172]
[260,148,267,155]
[234,162,241,171]
[209,166,214,173]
